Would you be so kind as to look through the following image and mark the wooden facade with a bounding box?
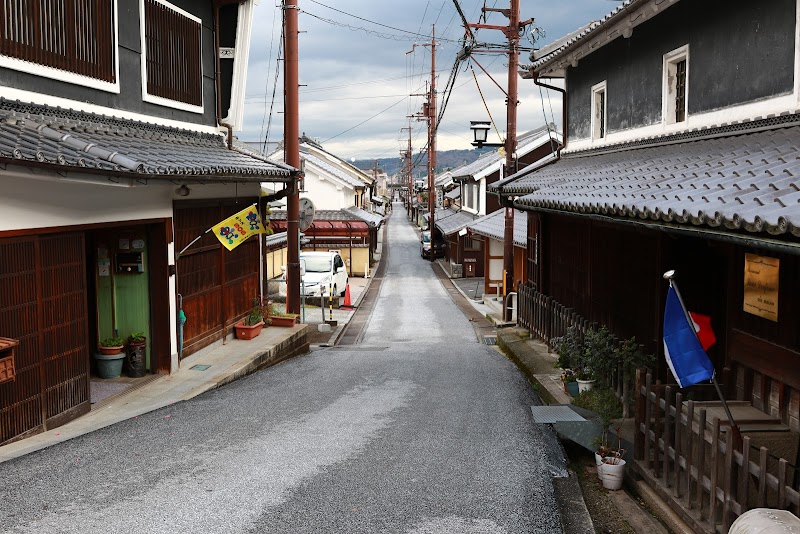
[0,233,90,445]
[174,199,262,358]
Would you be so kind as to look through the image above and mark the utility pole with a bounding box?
[284,0,301,315]
[408,26,436,255]
[400,124,412,218]
[468,2,531,304]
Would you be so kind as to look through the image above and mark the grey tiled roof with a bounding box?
[445,188,461,200]
[0,100,293,180]
[265,231,288,248]
[451,150,502,180]
[450,126,558,181]
[434,208,479,236]
[346,206,385,227]
[528,0,647,71]
[301,148,366,188]
[467,209,527,248]
[271,208,379,225]
[508,123,800,237]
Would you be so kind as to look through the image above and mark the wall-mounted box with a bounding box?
[116,252,144,273]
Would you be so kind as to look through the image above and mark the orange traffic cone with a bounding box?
[341,284,353,309]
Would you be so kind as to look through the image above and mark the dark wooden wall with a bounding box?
[174,199,260,357]
[0,233,90,445]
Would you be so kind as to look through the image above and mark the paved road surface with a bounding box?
[0,203,567,533]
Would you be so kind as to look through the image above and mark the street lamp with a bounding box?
[470,120,504,149]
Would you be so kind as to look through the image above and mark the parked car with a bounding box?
[420,231,444,259]
[299,251,349,297]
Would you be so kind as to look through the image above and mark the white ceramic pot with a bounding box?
[601,458,626,490]
[576,379,595,393]
[595,453,604,480]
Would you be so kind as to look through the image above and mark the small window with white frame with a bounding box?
[591,81,607,140]
[663,45,689,125]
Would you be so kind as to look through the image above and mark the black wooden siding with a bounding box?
[567,0,796,140]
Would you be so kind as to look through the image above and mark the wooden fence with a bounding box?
[518,283,632,414]
[634,369,800,533]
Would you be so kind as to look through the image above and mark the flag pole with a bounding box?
[663,270,743,448]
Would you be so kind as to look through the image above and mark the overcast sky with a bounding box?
[241,0,619,161]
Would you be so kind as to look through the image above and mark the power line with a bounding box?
[321,94,410,143]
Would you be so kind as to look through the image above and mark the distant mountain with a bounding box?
[354,148,495,179]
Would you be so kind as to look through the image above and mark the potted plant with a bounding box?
[126,331,147,378]
[579,326,617,392]
[572,387,622,480]
[560,369,579,397]
[600,426,627,490]
[269,304,298,327]
[234,298,270,340]
[98,336,124,355]
[95,336,125,378]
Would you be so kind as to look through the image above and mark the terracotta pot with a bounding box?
[270,315,297,327]
[98,345,123,356]
[234,320,264,340]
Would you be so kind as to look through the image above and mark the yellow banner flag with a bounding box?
[212,204,265,251]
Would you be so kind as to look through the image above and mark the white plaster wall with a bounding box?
[303,169,352,210]
[488,238,504,282]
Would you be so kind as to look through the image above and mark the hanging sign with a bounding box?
[743,253,779,322]
[212,204,265,251]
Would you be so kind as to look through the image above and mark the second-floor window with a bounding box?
[1,0,115,83]
[142,0,202,109]
[591,81,607,140]
[664,45,689,125]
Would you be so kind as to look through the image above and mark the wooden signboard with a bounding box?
[743,253,779,322]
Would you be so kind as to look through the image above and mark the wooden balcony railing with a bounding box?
[0,0,115,82]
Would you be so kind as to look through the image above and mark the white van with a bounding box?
[298,251,349,297]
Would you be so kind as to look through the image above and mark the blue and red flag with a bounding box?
[663,285,716,388]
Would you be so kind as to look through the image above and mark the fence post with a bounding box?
[674,391,682,498]
[644,372,653,469]
[686,400,695,510]
[663,385,673,487]
[696,408,707,515]
[740,436,751,515]
[710,417,721,527]
[634,368,645,461]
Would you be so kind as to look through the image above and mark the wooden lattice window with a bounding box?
[0,0,115,82]
[143,0,202,107]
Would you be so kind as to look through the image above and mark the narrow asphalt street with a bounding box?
[0,203,567,534]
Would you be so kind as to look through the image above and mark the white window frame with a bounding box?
[591,81,607,141]
[0,0,120,94]
[663,45,689,126]
[139,0,204,114]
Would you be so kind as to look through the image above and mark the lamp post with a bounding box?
[470,121,504,149]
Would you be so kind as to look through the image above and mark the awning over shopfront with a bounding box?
[501,117,800,238]
[467,209,527,247]
[0,99,294,182]
[433,208,478,236]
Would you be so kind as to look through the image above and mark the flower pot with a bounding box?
[595,453,604,480]
[577,379,595,393]
[98,345,123,356]
[565,381,579,397]
[94,352,125,379]
[601,458,626,490]
[270,315,297,327]
[126,340,147,378]
[234,320,264,340]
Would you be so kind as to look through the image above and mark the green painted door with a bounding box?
[94,232,151,370]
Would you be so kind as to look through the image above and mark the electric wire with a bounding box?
[261,6,285,155]
[257,2,281,153]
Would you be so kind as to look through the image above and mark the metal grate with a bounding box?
[483,335,497,345]
[190,364,211,371]
[530,405,587,424]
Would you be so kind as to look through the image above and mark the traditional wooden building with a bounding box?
[494,0,800,529]
[0,0,296,444]
[466,209,527,299]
